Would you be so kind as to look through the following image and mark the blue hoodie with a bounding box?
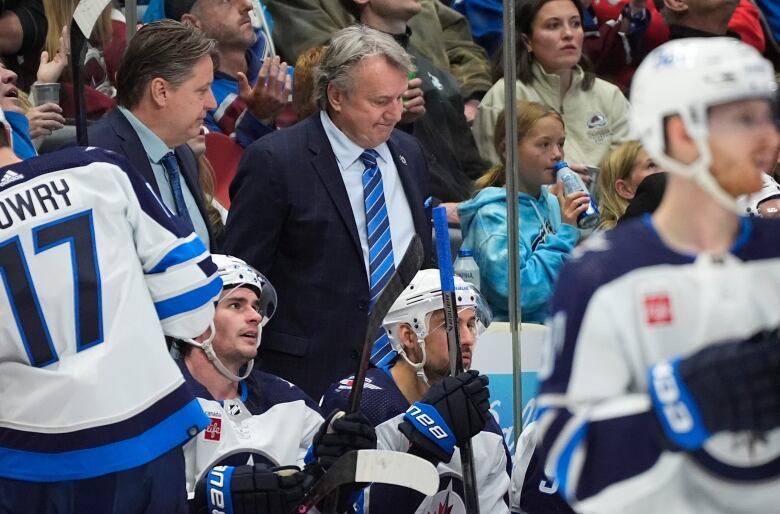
[458,186,580,323]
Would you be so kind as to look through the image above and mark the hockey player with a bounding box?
[178,254,378,514]
[533,37,780,513]
[321,269,511,514]
[0,105,222,512]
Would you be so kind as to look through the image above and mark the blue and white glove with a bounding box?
[398,370,491,464]
[648,328,780,450]
[194,464,313,514]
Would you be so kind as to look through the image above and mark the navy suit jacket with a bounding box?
[222,113,433,398]
[87,109,217,251]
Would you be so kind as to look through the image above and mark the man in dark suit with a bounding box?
[88,20,219,250]
[222,26,433,398]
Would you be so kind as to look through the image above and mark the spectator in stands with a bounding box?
[41,0,127,120]
[88,20,220,251]
[0,59,36,159]
[0,0,47,90]
[222,26,433,398]
[343,0,486,207]
[265,0,492,121]
[459,101,587,323]
[292,45,327,120]
[654,0,765,53]
[168,0,292,148]
[186,127,227,241]
[473,0,630,170]
[596,140,663,230]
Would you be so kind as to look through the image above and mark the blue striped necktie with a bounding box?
[361,149,396,367]
[160,152,194,231]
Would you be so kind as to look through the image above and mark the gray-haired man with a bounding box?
[222,25,433,399]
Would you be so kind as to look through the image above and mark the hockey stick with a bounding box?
[294,236,424,514]
[347,234,424,413]
[432,206,480,514]
[293,450,439,514]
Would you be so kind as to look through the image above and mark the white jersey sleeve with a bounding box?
[0,147,221,482]
[535,222,780,514]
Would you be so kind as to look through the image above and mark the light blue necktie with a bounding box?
[361,149,396,367]
[160,152,194,231]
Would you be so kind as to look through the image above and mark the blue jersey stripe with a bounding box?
[155,276,222,320]
[0,399,208,482]
[148,237,208,274]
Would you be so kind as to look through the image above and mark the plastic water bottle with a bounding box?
[553,161,600,229]
[454,248,481,291]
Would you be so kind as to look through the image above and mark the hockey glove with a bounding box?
[194,464,313,514]
[648,328,780,450]
[398,370,491,464]
[311,410,377,472]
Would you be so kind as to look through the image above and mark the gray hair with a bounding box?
[314,25,413,111]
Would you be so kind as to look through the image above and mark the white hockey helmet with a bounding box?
[212,254,277,325]
[630,37,778,212]
[382,269,491,381]
[183,254,277,382]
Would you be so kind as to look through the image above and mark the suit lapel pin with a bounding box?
[399,155,407,165]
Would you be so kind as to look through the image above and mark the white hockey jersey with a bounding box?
[321,368,511,514]
[177,360,324,497]
[535,215,780,513]
[0,148,221,482]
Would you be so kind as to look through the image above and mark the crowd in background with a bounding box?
[1,0,780,399]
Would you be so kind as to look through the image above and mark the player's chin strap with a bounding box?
[183,322,260,382]
[398,338,430,387]
[655,116,743,214]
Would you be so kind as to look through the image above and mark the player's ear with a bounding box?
[398,324,421,358]
[665,115,700,165]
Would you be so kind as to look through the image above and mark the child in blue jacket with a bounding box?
[459,101,588,322]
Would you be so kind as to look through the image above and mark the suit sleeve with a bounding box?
[533,262,666,509]
[117,156,221,340]
[221,141,286,274]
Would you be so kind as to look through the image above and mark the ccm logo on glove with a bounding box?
[407,404,450,440]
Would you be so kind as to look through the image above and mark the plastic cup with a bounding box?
[31,83,60,106]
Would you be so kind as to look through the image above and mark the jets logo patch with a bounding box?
[644,293,673,325]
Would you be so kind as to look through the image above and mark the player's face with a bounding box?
[616,148,663,200]
[516,115,565,196]
[707,99,780,198]
[327,55,406,149]
[423,308,478,383]
[162,56,217,148]
[527,0,584,74]
[213,287,263,366]
[196,0,256,50]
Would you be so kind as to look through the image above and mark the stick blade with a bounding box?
[354,450,439,496]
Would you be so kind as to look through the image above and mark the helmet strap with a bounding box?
[182,322,258,383]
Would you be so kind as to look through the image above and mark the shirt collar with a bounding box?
[320,110,392,170]
[118,106,174,164]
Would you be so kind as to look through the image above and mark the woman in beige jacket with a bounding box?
[473,0,630,168]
